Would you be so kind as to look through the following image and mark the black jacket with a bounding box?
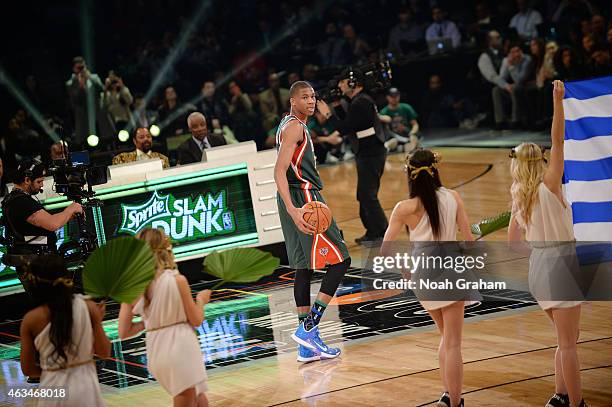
[177,134,227,165]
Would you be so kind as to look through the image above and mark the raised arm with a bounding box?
[543,80,565,192]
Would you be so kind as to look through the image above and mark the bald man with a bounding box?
[177,112,227,165]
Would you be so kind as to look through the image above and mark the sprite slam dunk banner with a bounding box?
[118,190,236,238]
[98,164,257,257]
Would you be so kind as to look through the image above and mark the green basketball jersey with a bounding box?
[276,114,324,193]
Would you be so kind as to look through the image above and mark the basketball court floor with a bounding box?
[0,147,610,406]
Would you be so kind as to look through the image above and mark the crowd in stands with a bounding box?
[1,0,611,173]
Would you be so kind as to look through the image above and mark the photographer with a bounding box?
[2,161,83,291]
[316,68,388,244]
[101,70,133,131]
[65,56,105,148]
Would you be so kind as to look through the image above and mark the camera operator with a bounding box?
[316,67,388,245]
[2,161,83,291]
[101,70,133,131]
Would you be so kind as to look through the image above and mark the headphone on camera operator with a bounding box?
[317,67,386,153]
[1,160,83,260]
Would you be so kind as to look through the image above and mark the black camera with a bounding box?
[315,79,344,103]
[316,59,394,103]
[49,151,108,202]
[48,151,108,264]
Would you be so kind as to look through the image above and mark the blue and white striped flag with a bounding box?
[563,76,612,240]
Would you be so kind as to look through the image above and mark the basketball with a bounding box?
[302,201,332,234]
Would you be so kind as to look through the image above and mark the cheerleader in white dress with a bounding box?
[508,80,587,407]
[383,149,474,407]
[118,228,211,407]
[19,255,110,407]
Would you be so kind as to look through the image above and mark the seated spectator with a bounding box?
[157,86,196,151]
[508,0,542,40]
[302,64,323,89]
[177,112,226,165]
[101,70,133,132]
[590,14,607,43]
[478,31,506,87]
[491,43,533,129]
[379,87,420,153]
[5,116,44,163]
[287,72,300,86]
[307,109,343,164]
[387,8,424,57]
[228,80,261,143]
[210,117,238,144]
[554,46,586,81]
[552,0,596,28]
[581,33,598,60]
[533,41,559,129]
[425,6,461,53]
[112,127,169,168]
[468,2,504,43]
[588,47,612,77]
[317,22,350,66]
[537,41,559,88]
[132,93,158,129]
[199,81,230,128]
[477,30,506,122]
[259,73,290,131]
[343,24,371,64]
[420,75,478,130]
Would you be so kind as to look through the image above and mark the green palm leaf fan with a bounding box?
[471,211,511,240]
[203,247,280,289]
[83,236,156,303]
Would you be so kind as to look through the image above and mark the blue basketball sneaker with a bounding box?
[297,345,320,363]
[291,325,341,359]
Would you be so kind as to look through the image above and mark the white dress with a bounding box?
[409,187,479,310]
[133,269,207,397]
[34,295,106,407]
[514,182,583,310]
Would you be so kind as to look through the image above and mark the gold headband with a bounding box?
[509,147,548,163]
[23,272,74,288]
[404,151,441,180]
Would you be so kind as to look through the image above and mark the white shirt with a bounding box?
[136,149,153,160]
[509,9,542,39]
[425,20,461,48]
[192,136,211,151]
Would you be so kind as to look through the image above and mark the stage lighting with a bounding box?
[150,124,161,137]
[118,129,130,142]
[87,134,99,147]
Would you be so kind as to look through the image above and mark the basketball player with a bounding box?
[508,80,587,407]
[383,149,474,407]
[274,81,351,362]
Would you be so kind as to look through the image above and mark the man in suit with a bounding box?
[177,112,227,165]
[112,127,170,168]
[259,73,290,131]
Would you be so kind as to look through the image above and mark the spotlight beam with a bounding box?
[132,0,213,133]
[0,65,59,142]
[157,0,332,132]
[80,0,97,142]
